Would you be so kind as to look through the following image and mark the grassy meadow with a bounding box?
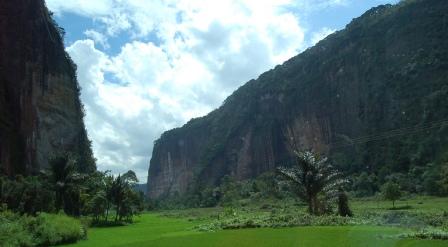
[66,197,448,247]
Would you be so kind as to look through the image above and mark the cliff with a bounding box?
[0,0,95,175]
[148,0,448,199]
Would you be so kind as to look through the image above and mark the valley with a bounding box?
[67,197,448,247]
[1,0,447,246]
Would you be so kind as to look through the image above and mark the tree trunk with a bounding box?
[307,199,313,214]
[115,203,120,222]
[309,196,318,215]
[105,202,110,222]
[313,197,319,215]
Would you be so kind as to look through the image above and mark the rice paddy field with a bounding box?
[66,197,448,247]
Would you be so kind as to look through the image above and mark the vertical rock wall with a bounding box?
[147,0,448,199]
[0,0,95,175]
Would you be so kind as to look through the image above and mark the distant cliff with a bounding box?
[0,0,95,175]
[148,0,448,199]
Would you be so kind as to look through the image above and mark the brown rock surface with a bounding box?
[0,0,94,175]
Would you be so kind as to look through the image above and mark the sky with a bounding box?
[46,0,399,182]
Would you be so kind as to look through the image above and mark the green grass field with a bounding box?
[67,214,447,247]
[350,196,448,213]
[65,197,448,247]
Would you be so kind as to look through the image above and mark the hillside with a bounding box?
[147,0,448,199]
[0,0,95,175]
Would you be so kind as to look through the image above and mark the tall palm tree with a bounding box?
[49,153,83,215]
[111,174,125,222]
[111,170,139,222]
[277,150,347,215]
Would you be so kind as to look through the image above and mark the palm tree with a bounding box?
[49,153,83,215]
[82,170,110,222]
[104,173,114,222]
[111,174,125,222]
[111,170,139,222]
[277,150,347,215]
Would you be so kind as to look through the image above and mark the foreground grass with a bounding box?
[66,197,448,247]
[351,196,448,213]
[66,214,197,247]
[145,225,446,247]
[67,214,447,247]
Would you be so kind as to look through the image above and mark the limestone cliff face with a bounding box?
[0,0,95,175]
[148,0,448,199]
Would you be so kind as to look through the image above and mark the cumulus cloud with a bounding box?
[47,0,349,181]
[84,30,109,49]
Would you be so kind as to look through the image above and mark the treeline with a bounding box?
[0,153,144,224]
[148,172,286,210]
[349,163,448,197]
[153,151,352,217]
[151,153,448,210]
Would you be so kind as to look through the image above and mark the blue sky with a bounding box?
[46,0,399,182]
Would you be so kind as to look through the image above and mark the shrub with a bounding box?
[337,189,353,217]
[0,212,33,247]
[0,211,86,247]
[401,228,448,240]
[30,213,86,246]
[194,212,363,231]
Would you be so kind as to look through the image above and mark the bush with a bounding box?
[401,228,448,240]
[0,211,86,247]
[0,211,33,247]
[194,212,363,231]
[30,213,86,246]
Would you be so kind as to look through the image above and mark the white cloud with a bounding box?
[49,0,336,181]
[295,0,349,11]
[46,0,112,16]
[84,30,109,49]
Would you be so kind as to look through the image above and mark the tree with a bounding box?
[21,176,55,215]
[352,172,378,197]
[439,163,448,195]
[111,170,142,222]
[82,171,110,223]
[219,175,240,206]
[111,174,125,222]
[277,150,347,215]
[104,173,114,222]
[381,181,401,208]
[48,153,84,216]
[78,170,143,224]
[85,190,107,223]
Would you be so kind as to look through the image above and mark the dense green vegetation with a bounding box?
[0,153,144,246]
[0,153,143,222]
[142,152,447,246]
[188,198,447,232]
[0,210,86,247]
[150,150,443,219]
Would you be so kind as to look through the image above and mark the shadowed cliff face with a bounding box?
[0,0,95,175]
[148,0,448,199]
